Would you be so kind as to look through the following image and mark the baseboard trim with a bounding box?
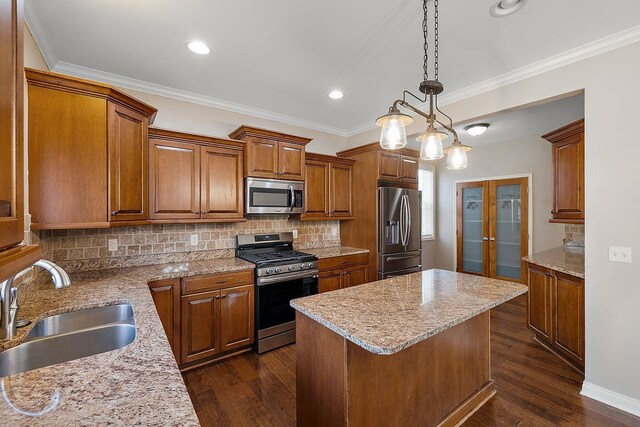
[581,381,640,417]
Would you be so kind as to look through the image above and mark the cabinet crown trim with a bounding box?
[336,142,419,158]
[149,127,245,150]
[305,152,355,165]
[228,125,312,145]
[25,68,158,123]
[542,118,584,143]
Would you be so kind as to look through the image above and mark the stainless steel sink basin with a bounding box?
[0,303,136,377]
[26,303,134,340]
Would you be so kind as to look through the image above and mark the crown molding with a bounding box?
[23,0,57,70]
[51,62,350,137]
[347,24,640,137]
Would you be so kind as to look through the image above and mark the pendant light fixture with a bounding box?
[375,0,471,169]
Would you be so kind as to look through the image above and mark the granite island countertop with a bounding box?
[291,269,527,355]
[523,246,585,278]
[303,246,369,259]
[0,257,254,426]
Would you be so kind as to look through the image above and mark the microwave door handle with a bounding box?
[290,185,294,212]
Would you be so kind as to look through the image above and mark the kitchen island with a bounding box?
[291,269,527,427]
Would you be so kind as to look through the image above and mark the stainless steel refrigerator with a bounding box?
[378,187,422,279]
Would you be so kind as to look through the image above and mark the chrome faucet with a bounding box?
[0,260,71,340]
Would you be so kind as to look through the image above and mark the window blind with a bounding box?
[418,167,435,239]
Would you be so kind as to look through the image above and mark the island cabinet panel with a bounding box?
[296,311,493,427]
[148,278,181,360]
[317,253,369,293]
[542,119,584,223]
[245,137,278,179]
[299,153,355,221]
[26,68,157,230]
[148,128,245,223]
[220,285,255,352]
[148,139,200,220]
[108,102,148,223]
[526,262,584,371]
[0,0,24,250]
[228,125,312,182]
[181,290,221,364]
[200,146,244,220]
[278,142,305,181]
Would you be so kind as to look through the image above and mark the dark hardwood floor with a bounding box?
[183,295,640,426]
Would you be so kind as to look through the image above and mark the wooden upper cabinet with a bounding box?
[400,155,419,183]
[542,119,584,223]
[245,137,278,178]
[0,0,24,249]
[108,102,148,222]
[300,153,354,221]
[148,128,245,223]
[201,146,244,220]
[26,69,157,230]
[330,162,353,218]
[379,152,401,181]
[304,160,329,218]
[229,126,312,181]
[278,142,305,180]
[148,137,200,220]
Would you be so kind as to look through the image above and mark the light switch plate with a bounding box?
[292,230,298,239]
[108,239,118,252]
[190,234,199,246]
[609,246,632,263]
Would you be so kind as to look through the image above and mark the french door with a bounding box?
[456,177,529,283]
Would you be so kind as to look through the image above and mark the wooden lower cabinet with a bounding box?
[318,253,369,293]
[148,270,255,368]
[526,262,584,371]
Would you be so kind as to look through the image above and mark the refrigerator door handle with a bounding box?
[400,195,407,246]
[405,194,411,247]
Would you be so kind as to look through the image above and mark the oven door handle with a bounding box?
[257,269,319,286]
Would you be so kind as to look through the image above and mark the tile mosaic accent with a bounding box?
[33,216,341,272]
[563,224,585,247]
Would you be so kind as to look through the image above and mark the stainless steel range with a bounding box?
[236,232,318,354]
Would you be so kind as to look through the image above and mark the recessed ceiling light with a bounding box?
[186,41,210,55]
[490,0,527,17]
[328,90,344,100]
[464,123,490,136]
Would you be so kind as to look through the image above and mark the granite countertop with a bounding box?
[303,246,369,259]
[0,257,253,425]
[291,269,527,355]
[523,246,585,278]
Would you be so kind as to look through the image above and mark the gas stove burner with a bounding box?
[238,250,316,266]
[235,233,319,277]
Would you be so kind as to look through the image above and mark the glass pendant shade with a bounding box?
[444,141,472,170]
[376,112,412,150]
[417,128,447,160]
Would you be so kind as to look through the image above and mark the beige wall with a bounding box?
[435,135,564,270]
[350,41,640,410]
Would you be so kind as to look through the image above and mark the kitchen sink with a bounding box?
[0,303,136,377]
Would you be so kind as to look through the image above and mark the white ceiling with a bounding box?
[26,0,640,135]
[405,93,585,151]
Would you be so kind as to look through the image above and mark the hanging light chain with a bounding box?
[423,0,429,81]
[434,0,439,82]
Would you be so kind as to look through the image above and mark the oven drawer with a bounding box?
[181,270,254,295]
[318,253,368,271]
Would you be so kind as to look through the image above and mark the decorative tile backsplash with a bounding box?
[563,224,584,247]
[32,216,340,272]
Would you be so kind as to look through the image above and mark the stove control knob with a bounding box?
[288,265,294,272]
[300,263,306,269]
[266,268,273,275]
[307,263,314,269]
[274,267,281,273]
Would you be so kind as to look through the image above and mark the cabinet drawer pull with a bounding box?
[215,295,221,299]
[221,295,228,299]
[215,280,226,285]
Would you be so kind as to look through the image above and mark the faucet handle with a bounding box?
[10,287,18,311]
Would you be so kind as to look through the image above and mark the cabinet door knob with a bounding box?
[221,295,228,299]
[551,210,556,215]
[111,211,118,216]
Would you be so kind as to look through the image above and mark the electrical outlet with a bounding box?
[609,246,632,263]
[108,239,118,252]
[292,230,298,239]
[190,234,199,246]
[332,227,338,237]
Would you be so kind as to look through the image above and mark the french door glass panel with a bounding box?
[495,184,522,280]
[462,187,484,274]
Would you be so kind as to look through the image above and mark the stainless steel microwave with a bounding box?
[245,178,304,214]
